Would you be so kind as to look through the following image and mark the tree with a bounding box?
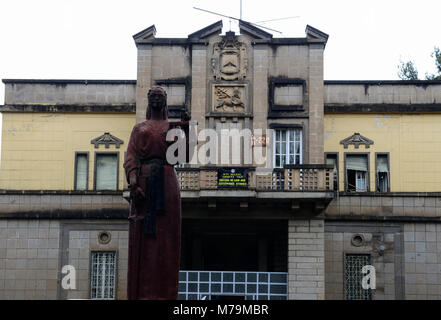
[425,47,441,80]
[397,60,418,80]
[397,47,441,80]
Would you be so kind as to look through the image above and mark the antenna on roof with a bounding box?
[253,16,299,24]
[193,7,283,34]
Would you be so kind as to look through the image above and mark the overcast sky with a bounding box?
[0,0,440,104]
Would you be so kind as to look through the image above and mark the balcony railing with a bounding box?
[176,164,334,192]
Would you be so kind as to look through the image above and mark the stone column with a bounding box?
[191,44,207,132]
[252,45,269,167]
[307,44,325,164]
[288,219,325,299]
[135,44,153,124]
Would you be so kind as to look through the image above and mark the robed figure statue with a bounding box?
[124,86,189,300]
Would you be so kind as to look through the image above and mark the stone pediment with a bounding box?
[133,25,156,44]
[238,20,272,40]
[188,20,223,40]
[91,132,124,149]
[305,25,329,45]
[340,133,374,149]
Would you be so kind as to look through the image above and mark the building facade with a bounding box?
[1,21,441,300]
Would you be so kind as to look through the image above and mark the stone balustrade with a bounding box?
[176,165,334,192]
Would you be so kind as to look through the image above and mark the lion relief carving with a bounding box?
[214,87,245,112]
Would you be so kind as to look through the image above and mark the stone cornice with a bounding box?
[2,79,136,85]
[0,104,135,113]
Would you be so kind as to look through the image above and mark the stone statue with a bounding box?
[124,86,189,300]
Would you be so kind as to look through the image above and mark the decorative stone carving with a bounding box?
[340,132,374,149]
[212,32,247,80]
[212,84,247,113]
[91,132,124,149]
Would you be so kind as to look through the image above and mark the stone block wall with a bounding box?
[0,219,60,300]
[134,30,326,166]
[4,81,136,105]
[403,223,441,299]
[65,228,128,300]
[57,221,128,300]
[307,44,325,164]
[0,219,129,300]
[324,222,402,300]
[288,219,325,299]
[324,221,441,300]
[326,195,441,218]
[324,83,441,105]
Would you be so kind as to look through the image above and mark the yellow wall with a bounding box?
[3,111,440,192]
[0,112,135,190]
[325,113,441,192]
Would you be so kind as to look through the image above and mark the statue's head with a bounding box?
[147,86,168,120]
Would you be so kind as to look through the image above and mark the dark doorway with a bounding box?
[202,234,258,271]
[180,219,288,272]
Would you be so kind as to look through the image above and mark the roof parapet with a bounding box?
[305,25,329,46]
[188,20,223,39]
[239,20,273,40]
[133,25,157,45]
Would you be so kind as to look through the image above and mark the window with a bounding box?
[273,129,302,168]
[345,154,369,192]
[325,153,338,190]
[376,153,390,192]
[268,78,305,117]
[74,152,89,190]
[90,251,117,300]
[155,77,190,118]
[95,153,119,190]
[344,254,372,300]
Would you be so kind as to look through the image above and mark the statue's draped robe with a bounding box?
[124,119,181,300]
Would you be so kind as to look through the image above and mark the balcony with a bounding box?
[122,164,334,217]
[176,164,335,218]
[177,164,334,192]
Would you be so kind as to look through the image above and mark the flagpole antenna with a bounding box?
[193,7,283,34]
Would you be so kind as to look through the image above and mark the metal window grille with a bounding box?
[90,251,117,300]
[274,129,302,168]
[178,270,288,300]
[344,254,372,300]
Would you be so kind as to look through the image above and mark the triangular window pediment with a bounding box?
[91,132,124,149]
[340,133,374,149]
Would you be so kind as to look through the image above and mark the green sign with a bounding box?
[217,168,248,188]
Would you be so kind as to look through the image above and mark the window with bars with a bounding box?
[273,129,302,168]
[344,254,372,300]
[90,251,117,300]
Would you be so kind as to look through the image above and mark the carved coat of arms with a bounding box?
[212,32,247,80]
